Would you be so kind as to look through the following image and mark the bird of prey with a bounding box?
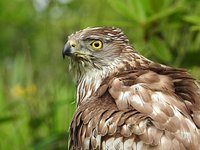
[62,27,200,150]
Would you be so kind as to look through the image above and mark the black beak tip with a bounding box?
[62,43,72,59]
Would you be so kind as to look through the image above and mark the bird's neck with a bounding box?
[75,59,119,106]
[75,53,151,107]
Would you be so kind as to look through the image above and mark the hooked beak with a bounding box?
[62,42,72,59]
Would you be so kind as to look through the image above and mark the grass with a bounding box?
[0,54,76,149]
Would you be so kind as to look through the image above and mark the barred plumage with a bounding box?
[63,27,200,149]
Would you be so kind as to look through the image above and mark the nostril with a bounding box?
[71,44,76,47]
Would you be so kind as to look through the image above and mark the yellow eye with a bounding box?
[91,40,103,49]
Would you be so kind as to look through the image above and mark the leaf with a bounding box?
[183,15,200,25]
[139,0,154,15]
[183,15,200,31]
[108,0,138,22]
[0,115,17,124]
[146,1,182,24]
[149,0,165,12]
[191,25,200,31]
[150,37,172,63]
[128,0,147,22]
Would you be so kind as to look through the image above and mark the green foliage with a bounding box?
[184,15,200,31]
[108,0,200,66]
[0,0,199,149]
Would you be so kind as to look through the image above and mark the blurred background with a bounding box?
[0,0,200,149]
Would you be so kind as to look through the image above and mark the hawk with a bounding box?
[62,27,200,150]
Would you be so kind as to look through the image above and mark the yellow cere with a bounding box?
[91,40,103,49]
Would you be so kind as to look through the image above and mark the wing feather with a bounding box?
[69,64,200,149]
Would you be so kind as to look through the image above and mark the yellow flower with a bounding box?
[11,84,37,98]
[11,85,25,98]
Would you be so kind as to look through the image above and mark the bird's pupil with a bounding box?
[94,42,99,47]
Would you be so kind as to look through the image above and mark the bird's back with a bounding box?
[69,63,200,150]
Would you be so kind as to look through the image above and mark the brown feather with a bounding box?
[66,27,200,149]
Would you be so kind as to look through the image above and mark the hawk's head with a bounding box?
[63,27,135,73]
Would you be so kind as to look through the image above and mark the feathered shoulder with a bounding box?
[69,63,200,149]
